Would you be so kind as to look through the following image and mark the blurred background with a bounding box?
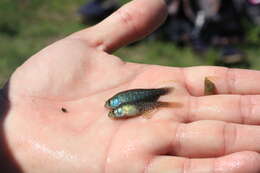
[0,0,260,87]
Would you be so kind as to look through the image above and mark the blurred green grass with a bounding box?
[0,0,260,87]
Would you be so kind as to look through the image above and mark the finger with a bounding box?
[186,95,260,125]
[170,120,260,158]
[147,151,260,173]
[71,0,167,52]
[183,66,260,96]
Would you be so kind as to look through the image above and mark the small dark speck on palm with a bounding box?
[61,107,68,113]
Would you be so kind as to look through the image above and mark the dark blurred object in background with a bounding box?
[215,46,250,68]
[195,0,245,47]
[151,0,258,68]
[244,0,260,25]
[0,21,19,37]
[164,0,245,49]
[148,0,193,45]
[78,0,119,24]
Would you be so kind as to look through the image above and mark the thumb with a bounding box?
[71,0,167,53]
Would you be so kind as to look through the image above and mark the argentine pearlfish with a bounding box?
[108,101,171,119]
[105,87,173,109]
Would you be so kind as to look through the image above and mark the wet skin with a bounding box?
[3,0,260,173]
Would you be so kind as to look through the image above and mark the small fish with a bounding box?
[105,87,173,109]
[204,77,217,95]
[108,101,172,119]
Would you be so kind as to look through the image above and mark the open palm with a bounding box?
[4,0,260,172]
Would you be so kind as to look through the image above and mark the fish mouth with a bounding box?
[108,111,116,119]
[104,101,111,108]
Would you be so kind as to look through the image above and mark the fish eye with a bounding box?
[108,100,114,107]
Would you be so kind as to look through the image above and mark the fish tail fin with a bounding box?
[204,77,217,95]
[156,101,181,108]
[160,87,174,95]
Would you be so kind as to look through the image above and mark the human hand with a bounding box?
[3,0,260,172]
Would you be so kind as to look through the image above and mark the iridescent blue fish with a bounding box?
[105,87,173,109]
